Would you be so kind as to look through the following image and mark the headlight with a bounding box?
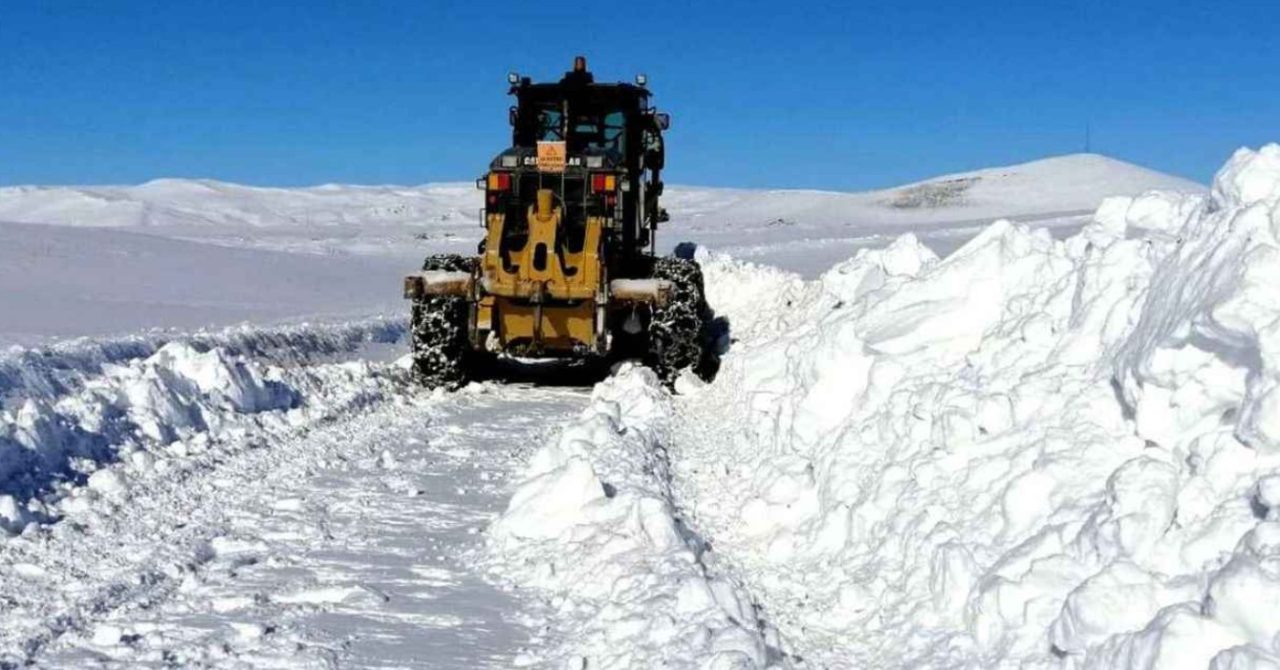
[586,155,604,169]
[500,155,518,168]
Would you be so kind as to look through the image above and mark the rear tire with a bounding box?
[647,257,714,385]
[411,254,476,389]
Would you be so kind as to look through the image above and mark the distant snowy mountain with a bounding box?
[0,153,1203,342]
[668,153,1202,226]
[664,154,1204,271]
[0,152,1200,239]
[0,179,478,230]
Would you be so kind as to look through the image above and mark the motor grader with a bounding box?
[403,57,713,387]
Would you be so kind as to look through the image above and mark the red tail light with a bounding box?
[591,174,616,193]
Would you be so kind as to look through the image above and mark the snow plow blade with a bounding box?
[403,271,474,299]
[609,278,674,307]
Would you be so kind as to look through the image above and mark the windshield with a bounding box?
[569,110,626,155]
[519,99,627,155]
[533,104,564,141]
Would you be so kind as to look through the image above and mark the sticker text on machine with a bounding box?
[537,141,567,173]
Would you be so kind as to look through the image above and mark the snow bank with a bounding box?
[0,316,404,401]
[0,317,407,525]
[672,145,1280,667]
[488,366,782,668]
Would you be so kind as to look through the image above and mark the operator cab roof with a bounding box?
[510,56,651,105]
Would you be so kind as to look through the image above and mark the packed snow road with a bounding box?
[0,324,588,667]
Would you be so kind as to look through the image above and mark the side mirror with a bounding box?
[509,106,517,127]
[655,113,671,130]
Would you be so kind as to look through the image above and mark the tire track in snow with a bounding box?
[1,351,587,667]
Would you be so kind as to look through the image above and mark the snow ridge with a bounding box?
[670,144,1280,667]
[0,317,406,520]
[0,329,430,662]
[0,315,405,401]
[489,366,784,668]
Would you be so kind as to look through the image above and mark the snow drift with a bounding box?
[488,366,782,668]
[670,144,1280,667]
[0,317,407,530]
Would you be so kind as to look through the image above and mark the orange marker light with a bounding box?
[488,173,511,191]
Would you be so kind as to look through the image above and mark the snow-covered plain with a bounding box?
[0,153,1197,345]
[13,148,1280,668]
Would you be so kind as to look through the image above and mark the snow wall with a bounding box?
[0,318,406,524]
[495,145,1280,668]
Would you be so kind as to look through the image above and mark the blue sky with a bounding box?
[1,1,1276,189]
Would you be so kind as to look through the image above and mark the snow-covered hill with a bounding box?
[668,153,1203,271]
[0,153,1201,344]
[0,179,478,231]
[0,154,1198,236]
[670,153,1201,226]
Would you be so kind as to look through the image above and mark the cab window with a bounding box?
[569,110,626,154]
[535,106,563,141]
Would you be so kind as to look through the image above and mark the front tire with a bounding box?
[411,254,476,389]
[647,256,714,385]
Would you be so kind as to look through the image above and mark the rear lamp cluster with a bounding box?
[475,171,620,195]
[590,174,616,192]
[487,173,512,191]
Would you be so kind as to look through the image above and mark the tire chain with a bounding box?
[410,254,476,388]
[648,257,712,384]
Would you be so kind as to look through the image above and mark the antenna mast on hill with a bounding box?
[1084,122,1092,153]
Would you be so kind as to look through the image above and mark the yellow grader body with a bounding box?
[402,187,670,356]
[479,188,605,353]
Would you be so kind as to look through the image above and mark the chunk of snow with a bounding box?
[87,468,128,501]
[1213,144,1280,209]
[0,494,32,535]
[489,367,774,667]
[494,459,606,541]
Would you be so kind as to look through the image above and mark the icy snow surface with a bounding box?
[0,317,580,666]
[2,148,1255,668]
[487,366,782,667]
